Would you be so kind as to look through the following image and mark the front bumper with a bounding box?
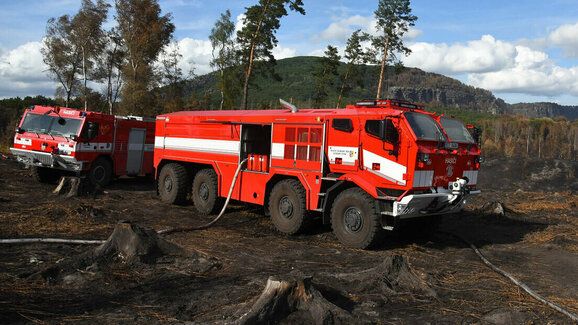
[10,148,83,172]
[392,189,481,219]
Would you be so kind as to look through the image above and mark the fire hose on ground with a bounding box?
[0,158,577,322]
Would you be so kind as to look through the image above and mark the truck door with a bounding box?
[271,123,324,171]
[126,128,146,175]
[362,118,408,186]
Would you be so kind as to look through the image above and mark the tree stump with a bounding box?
[53,176,82,198]
[236,276,351,325]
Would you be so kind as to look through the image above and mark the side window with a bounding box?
[81,122,99,140]
[283,126,322,162]
[365,120,382,138]
[384,119,399,144]
[332,119,353,133]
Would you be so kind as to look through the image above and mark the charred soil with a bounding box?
[0,158,577,324]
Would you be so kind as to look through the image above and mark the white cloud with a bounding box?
[404,35,516,74]
[164,38,213,76]
[0,41,56,96]
[547,22,578,57]
[401,33,578,97]
[234,14,246,34]
[316,14,421,43]
[468,46,578,96]
[272,45,297,59]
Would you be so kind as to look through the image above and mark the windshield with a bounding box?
[21,113,82,138]
[440,117,475,143]
[404,112,446,141]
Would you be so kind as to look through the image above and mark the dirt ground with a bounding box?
[0,157,577,324]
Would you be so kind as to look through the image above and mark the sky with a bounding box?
[1,0,578,105]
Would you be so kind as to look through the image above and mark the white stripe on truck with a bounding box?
[156,136,240,155]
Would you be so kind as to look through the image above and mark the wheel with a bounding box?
[158,163,191,205]
[269,179,309,235]
[331,188,384,249]
[88,157,113,186]
[32,166,61,184]
[192,168,222,215]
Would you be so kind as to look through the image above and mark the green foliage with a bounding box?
[371,0,417,99]
[236,0,305,109]
[41,0,109,108]
[209,10,240,110]
[312,46,341,108]
[116,0,175,116]
[337,29,371,108]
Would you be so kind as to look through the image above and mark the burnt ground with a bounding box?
[0,157,577,324]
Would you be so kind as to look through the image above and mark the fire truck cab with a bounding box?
[10,105,155,186]
[154,100,481,248]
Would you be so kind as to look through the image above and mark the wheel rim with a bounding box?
[199,182,209,201]
[93,166,105,182]
[344,206,363,233]
[278,195,294,219]
[164,175,173,193]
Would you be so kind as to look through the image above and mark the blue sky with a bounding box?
[1,0,578,105]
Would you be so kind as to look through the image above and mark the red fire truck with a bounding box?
[153,99,481,248]
[10,105,155,186]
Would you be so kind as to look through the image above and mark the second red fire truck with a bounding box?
[153,99,481,248]
[10,105,155,186]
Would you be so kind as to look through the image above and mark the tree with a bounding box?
[71,0,109,111]
[98,28,125,114]
[337,30,370,108]
[237,0,305,110]
[42,15,81,107]
[312,45,341,108]
[372,0,417,99]
[209,10,238,110]
[158,44,186,113]
[115,0,175,116]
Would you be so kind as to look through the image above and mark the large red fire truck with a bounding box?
[153,99,481,248]
[10,105,155,186]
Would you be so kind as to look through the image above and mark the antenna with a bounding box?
[279,98,298,113]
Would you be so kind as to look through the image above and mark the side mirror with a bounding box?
[57,117,66,126]
[15,127,24,134]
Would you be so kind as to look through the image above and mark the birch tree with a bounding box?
[209,10,238,110]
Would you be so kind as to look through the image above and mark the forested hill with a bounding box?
[184,56,578,120]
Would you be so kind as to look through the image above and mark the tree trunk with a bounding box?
[240,0,270,110]
[376,38,389,100]
[219,69,224,110]
[337,64,352,108]
[82,47,88,111]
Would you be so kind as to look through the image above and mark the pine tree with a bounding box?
[237,0,305,110]
[312,46,341,108]
[372,0,417,99]
[337,30,370,108]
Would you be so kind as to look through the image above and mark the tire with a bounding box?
[331,188,384,249]
[88,157,113,186]
[32,166,61,184]
[269,179,309,235]
[158,163,191,205]
[192,168,222,215]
